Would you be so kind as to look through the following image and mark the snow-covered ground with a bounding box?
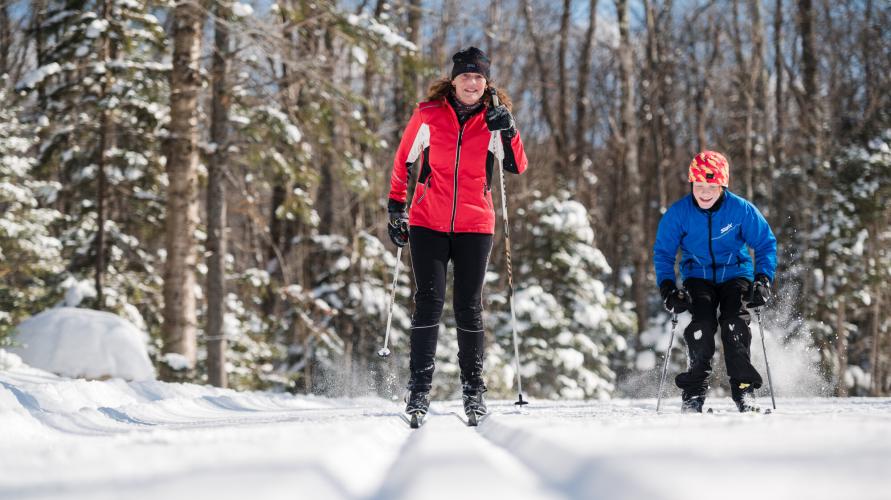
[1,358,889,500]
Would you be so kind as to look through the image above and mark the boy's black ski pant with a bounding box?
[675,277,763,400]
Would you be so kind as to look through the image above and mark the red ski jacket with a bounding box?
[388,99,528,234]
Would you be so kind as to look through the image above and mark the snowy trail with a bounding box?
[372,405,559,500]
[478,400,891,500]
[2,364,891,500]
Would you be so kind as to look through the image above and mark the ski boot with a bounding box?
[462,388,488,426]
[404,391,430,428]
[732,383,761,413]
[681,393,705,414]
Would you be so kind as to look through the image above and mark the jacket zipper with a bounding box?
[449,123,466,233]
[707,212,717,282]
[417,178,431,205]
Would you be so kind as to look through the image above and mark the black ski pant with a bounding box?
[675,277,763,400]
[407,226,493,394]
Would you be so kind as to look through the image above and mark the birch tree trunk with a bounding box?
[162,0,205,380]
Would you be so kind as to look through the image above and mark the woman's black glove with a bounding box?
[387,199,408,248]
[485,105,516,137]
[660,280,692,314]
[747,274,772,308]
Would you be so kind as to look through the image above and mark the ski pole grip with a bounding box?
[489,87,500,108]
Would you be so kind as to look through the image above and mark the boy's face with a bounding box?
[692,182,723,209]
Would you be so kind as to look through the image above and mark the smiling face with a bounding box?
[451,72,487,105]
[692,182,723,209]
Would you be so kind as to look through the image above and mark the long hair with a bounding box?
[424,77,514,111]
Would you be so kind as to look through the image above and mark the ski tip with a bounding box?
[707,407,714,414]
[410,413,421,429]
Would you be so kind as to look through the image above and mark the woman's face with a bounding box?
[692,182,723,209]
[452,73,487,105]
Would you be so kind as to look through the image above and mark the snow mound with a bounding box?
[10,307,155,381]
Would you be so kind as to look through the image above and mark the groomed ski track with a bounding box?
[1,367,889,500]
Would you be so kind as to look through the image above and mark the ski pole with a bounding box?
[656,312,679,413]
[753,307,777,409]
[490,88,527,407]
[377,245,403,358]
[378,164,417,358]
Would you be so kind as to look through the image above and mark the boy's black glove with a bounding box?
[485,105,517,138]
[660,280,692,314]
[748,274,772,308]
[387,199,408,248]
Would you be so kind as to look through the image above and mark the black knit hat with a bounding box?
[451,47,491,80]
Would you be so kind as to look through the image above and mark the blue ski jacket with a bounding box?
[653,190,777,286]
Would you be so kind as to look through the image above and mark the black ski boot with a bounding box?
[404,391,430,428]
[681,393,705,414]
[462,387,488,426]
[732,383,761,413]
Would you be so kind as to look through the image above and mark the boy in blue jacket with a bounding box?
[653,151,777,413]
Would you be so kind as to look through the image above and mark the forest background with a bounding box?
[1,0,888,399]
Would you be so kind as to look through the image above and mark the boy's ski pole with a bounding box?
[753,307,777,409]
[656,312,679,413]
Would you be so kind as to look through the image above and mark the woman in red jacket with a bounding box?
[386,47,528,420]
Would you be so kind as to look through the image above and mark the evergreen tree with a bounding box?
[489,191,636,399]
[17,0,169,330]
[810,130,891,394]
[0,79,65,341]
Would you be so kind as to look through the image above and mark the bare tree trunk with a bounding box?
[731,0,763,201]
[206,1,231,388]
[750,0,767,198]
[30,0,48,108]
[406,0,422,97]
[394,0,419,138]
[317,33,336,231]
[95,0,113,310]
[644,0,666,210]
[430,0,457,67]
[691,19,721,152]
[521,0,566,172]
[0,1,9,75]
[558,0,571,161]
[869,217,884,396]
[772,0,784,210]
[835,296,848,396]
[574,0,598,178]
[861,0,878,126]
[162,0,205,380]
[799,0,821,160]
[485,0,499,55]
[616,0,647,336]
[797,0,820,321]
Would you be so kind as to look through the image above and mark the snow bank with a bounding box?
[10,307,155,381]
